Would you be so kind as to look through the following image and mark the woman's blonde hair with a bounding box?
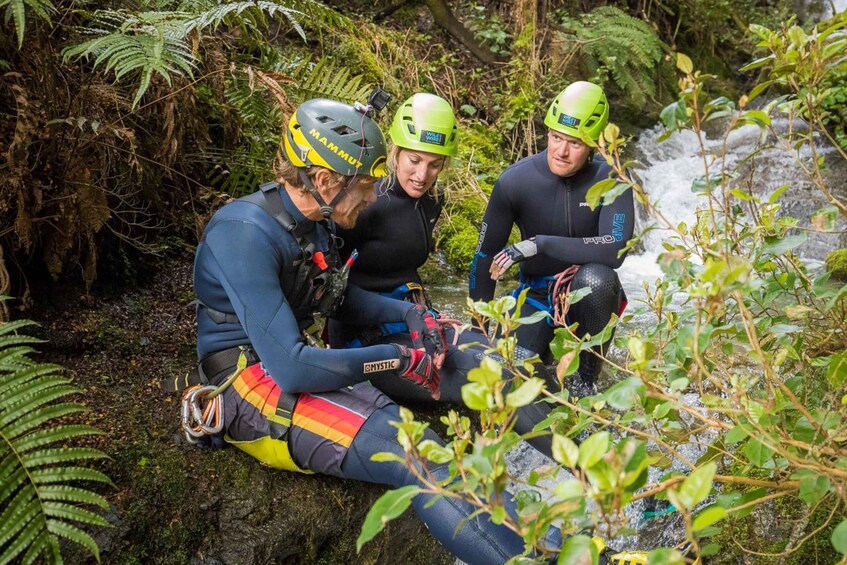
[382,145,451,199]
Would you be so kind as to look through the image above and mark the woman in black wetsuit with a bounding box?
[329,93,556,456]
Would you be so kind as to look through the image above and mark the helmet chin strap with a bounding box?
[298,168,350,219]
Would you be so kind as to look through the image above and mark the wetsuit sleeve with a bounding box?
[469,179,514,302]
[535,187,635,268]
[335,284,413,324]
[203,219,402,394]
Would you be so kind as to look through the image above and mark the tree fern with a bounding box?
[0,318,112,564]
[558,6,667,107]
[62,0,351,108]
[205,55,375,196]
[1,0,55,47]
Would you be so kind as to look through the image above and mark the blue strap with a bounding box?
[512,278,556,327]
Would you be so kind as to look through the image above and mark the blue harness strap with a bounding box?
[512,274,557,327]
[345,283,427,348]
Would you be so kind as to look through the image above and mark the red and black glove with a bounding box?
[403,305,446,368]
[393,344,440,400]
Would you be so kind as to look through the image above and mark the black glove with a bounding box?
[393,344,440,400]
[403,305,446,364]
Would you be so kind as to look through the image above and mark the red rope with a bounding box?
[550,265,581,327]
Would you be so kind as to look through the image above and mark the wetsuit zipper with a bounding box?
[565,178,573,237]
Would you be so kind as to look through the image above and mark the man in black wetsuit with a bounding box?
[469,81,635,393]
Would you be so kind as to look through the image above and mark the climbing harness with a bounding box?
[180,350,246,443]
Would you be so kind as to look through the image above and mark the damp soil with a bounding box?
[26,253,452,565]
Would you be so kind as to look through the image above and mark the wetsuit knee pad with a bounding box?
[569,263,623,336]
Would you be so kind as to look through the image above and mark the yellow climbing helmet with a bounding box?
[544,81,609,141]
[283,98,388,178]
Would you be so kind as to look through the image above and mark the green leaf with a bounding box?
[832,519,847,554]
[761,234,807,256]
[739,55,774,72]
[676,52,693,73]
[743,438,774,467]
[461,382,492,411]
[603,376,645,410]
[506,377,544,408]
[369,452,406,464]
[554,479,583,499]
[552,435,579,468]
[557,534,597,565]
[585,179,617,210]
[676,462,716,509]
[826,351,847,389]
[356,486,421,551]
[692,505,726,532]
[739,109,770,127]
[799,475,830,506]
[645,547,685,565]
[578,431,610,469]
[417,440,453,464]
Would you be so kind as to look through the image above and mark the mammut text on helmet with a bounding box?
[308,128,364,169]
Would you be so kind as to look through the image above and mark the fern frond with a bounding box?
[13,424,103,451]
[63,1,343,108]
[39,485,110,509]
[3,0,56,47]
[0,321,111,562]
[4,403,87,441]
[0,319,39,336]
[30,466,113,486]
[21,446,106,467]
[46,519,100,562]
[291,56,372,104]
[560,6,667,107]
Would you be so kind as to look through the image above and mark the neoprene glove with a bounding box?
[403,305,446,362]
[393,344,440,399]
[493,238,537,271]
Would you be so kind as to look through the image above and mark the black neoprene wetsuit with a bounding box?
[339,177,442,293]
[330,177,559,457]
[469,150,635,370]
[193,183,561,563]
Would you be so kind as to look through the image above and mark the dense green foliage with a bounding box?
[0,316,112,563]
[360,18,847,564]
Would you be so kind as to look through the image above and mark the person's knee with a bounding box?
[572,263,619,297]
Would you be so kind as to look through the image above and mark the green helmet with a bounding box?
[544,81,609,141]
[283,98,388,177]
[389,93,458,157]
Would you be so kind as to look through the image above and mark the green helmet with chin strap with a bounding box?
[389,93,458,157]
[544,81,609,141]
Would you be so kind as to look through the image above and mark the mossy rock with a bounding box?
[825,248,847,281]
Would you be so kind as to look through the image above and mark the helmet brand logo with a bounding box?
[558,113,580,127]
[308,127,364,169]
[420,130,446,146]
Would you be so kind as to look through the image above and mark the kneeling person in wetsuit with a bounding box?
[469,82,635,394]
[180,96,560,564]
[328,93,558,458]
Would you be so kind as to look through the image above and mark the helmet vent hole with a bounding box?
[315,115,334,123]
[406,124,416,135]
[332,125,356,135]
[351,138,372,148]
